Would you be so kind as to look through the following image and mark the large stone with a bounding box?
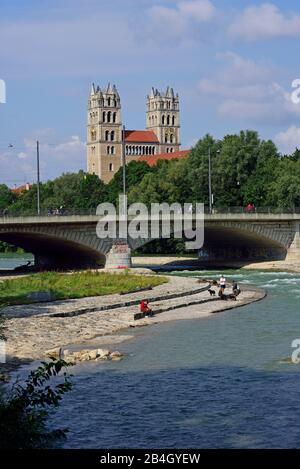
[97,348,110,358]
[45,347,62,359]
[87,349,98,360]
[110,351,123,361]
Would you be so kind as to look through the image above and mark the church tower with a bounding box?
[87,83,122,183]
[146,87,180,154]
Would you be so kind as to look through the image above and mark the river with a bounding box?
[0,253,33,271]
[42,268,299,449]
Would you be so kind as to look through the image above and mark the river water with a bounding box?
[0,254,33,271]
[41,268,299,449]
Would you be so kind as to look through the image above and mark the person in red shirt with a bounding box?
[140,299,153,317]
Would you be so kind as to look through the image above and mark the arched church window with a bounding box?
[91,129,96,141]
[109,163,114,171]
[167,115,170,125]
[107,97,111,106]
[102,111,106,122]
[170,134,174,143]
[172,116,175,126]
[111,131,115,141]
[162,115,165,125]
[113,112,117,123]
[107,111,111,123]
[105,130,109,141]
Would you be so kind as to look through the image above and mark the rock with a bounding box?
[97,348,110,358]
[110,351,123,361]
[78,352,91,361]
[88,349,98,360]
[47,347,121,364]
[45,347,62,359]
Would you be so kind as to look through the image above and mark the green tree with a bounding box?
[0,184,15,212]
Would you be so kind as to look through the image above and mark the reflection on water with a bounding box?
[43,269,300,447]
[0,254,34,271]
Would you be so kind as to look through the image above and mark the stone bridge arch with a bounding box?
[129,218,298,263]
[0,223,111,269]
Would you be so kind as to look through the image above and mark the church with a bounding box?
[87,83,188,183]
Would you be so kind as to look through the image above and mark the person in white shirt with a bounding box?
[219,275,226,292]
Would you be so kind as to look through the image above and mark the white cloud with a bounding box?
[229,3,300,41]
[274,126,300,154]
[0,131,85,185]
[141,0,216,44]
[198,52,300,124]
[178,0,215,21]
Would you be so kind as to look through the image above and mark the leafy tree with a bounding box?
[0,184,15,212]
[107,160,152,205]
[0,358,73,448]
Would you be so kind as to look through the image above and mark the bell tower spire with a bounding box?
[87,83,122,183]
[146,86,180,154]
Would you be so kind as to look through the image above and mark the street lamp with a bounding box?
[36,140,41,216]
[208,148,220,214]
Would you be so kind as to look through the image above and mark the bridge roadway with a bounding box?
[0,213,300,268]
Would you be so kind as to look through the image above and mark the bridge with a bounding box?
[0,211,300,269]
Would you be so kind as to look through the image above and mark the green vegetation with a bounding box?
[0,271,168,306]
[0,241,25,254]
[0,358,73,448]
[2,130,300,215]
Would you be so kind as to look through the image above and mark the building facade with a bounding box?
[87,84,181,183]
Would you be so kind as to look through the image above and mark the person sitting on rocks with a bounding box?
[140,299,153,317]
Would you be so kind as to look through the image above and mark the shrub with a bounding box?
[0,358,73,448]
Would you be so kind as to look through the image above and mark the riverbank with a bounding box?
[132,256,300,272]
[1,274,265,376]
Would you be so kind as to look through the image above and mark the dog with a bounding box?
[208,288,216,296]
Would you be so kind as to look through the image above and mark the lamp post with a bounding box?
[36,140,40,216]
[208,148,220,214]
[208,147,212,214]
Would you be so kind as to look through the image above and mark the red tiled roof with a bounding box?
[124,130,159,143]
[11,183,32,195]
[139,150,190,166]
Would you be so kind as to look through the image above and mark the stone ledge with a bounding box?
[50,284,209,318]
[134,295,219,320]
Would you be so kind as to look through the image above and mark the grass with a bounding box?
[0,271,168,307]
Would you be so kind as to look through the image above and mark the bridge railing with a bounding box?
[0,208,98,218]
[205,206,300,214]
[1,206,300,218]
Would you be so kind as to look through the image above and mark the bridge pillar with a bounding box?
[105,242,132,269]
[286,223,300,262]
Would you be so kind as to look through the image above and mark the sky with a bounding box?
[1,0,300,185]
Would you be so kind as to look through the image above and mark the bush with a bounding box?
[0,358,73,448]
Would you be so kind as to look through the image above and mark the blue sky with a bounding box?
[1,0,300,185]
